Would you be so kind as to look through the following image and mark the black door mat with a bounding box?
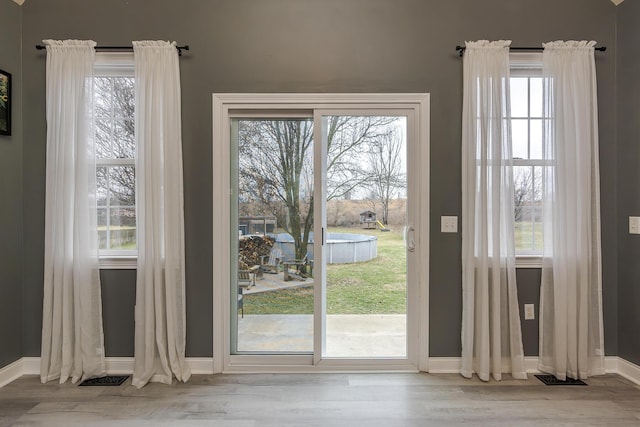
[79,375,129,386]
[535,374,587,386]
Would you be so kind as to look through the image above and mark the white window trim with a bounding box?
[99,256,137,269]
[95,52,137,269]
[94,52,135,77]
[516,255,542,268]
[510,52,542,74]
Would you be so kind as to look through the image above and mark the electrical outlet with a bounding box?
[524,304,535,320]
[630,216,640,235]
[441,216,458,233]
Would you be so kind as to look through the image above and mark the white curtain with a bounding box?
[461,40,526,381]
[132,41,190,388]
[41,39,105,384]
[538,40,604,381]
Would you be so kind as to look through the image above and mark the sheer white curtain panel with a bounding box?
[461,40,526,382]
[539,40,605,381]
[132,40,190,388]
[41,39,105,384]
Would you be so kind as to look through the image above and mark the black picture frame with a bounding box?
[0,69,11,136]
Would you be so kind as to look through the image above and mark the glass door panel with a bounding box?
[231,118,315,354]
[320,115,408,358]
[226,106,418,365]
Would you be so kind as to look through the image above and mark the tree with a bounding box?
[238,116,396,263]
[95,76,136,209]
[239,119,315,262]
[513,166,541,222]
[325,116,395,200]
[366,130,406,225]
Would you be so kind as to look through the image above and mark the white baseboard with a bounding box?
[22,357,40,375]
[0,359,23,388]
[428,356,626,378]
[5,356,639,387]
[105,357,134,375]
[427,357,460,373]
[19,357,214,377]
[524,356,539,373]
[428,357,541,375]
[186,357,215,374]
[605,356,620,374]
[616,357,640,385]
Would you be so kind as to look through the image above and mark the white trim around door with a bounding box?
[212,93,430,373]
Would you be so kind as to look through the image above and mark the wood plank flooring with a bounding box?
[1,373,640,426]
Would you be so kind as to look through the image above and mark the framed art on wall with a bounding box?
[0,69,11,136]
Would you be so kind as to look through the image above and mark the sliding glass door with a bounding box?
[213,94,429,372]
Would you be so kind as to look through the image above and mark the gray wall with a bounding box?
[516,269,541,357]
[19,0,619,358]
[617,0,640,366]
[0,0,23,369]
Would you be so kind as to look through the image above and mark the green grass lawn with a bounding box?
[245,222,540,314]
[244,226,407,315]
[98,226,136,250]
[515,221,543,252]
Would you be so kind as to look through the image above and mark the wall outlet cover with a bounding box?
[441,216,458,233]
[524,304,535,320]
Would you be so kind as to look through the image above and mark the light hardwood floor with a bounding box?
[1,373,640,426]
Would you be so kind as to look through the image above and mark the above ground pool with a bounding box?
[274,232,377,264]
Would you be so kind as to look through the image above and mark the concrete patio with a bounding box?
[238,266,407,358]
[242,269,312,295]
[237,314,407,357]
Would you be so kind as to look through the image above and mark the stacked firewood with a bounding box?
[238,235,275,267]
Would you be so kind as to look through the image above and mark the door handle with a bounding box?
[404,225,415,252]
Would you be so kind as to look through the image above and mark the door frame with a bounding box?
[212,93,430,373]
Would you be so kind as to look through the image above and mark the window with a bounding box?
[510,54,544,257]
[94,54,137,263]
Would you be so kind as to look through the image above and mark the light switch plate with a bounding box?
[630,216,640,235]
[441,216,458,233]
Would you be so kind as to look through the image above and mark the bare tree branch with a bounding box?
[238,116,397,262]
[366,130,406,224]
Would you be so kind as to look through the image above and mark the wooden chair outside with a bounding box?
[283,256,311,281]
[238,269,256,289]
[260,247,282,274]
[237,268,256,318]
[237,286,244,318]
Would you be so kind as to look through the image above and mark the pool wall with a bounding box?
[274,232,378,264]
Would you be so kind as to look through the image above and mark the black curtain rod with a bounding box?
[455,45,606,57]
[36,44,190,56]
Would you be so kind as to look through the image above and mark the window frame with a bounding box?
[94,53,137,269]
[510,53,544,268]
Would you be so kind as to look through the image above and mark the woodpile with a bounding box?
[238,235,275,267]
